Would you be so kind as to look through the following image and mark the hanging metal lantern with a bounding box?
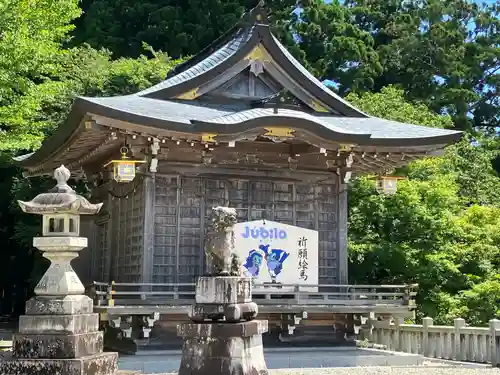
[104,146,146,183]
[375,176,404,195]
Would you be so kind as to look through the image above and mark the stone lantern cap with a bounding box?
[18,165,103,215]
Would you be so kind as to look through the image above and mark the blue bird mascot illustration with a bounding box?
[259,244,290,283]
[243,249,264,277]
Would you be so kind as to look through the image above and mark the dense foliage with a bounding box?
[0,0,183,311]
[0,0,498,325]
[347,87,500,324]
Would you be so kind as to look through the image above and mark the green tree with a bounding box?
[347,87,500,324]
[73,0,261,59]
[286,0,383,93]
[0,0,82,150]
[73,0,382,92]
[344,0,500,130]
[0,0,184,313]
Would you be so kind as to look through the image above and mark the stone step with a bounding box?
[13,332,103,359]
[0,351,119,375]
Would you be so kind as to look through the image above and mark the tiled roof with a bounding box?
[137,26,255,97]
[80,96,461,142]
[320,116,460,140]
[82,95,248,123]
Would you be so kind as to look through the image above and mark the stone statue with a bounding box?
[205,206,241,276]
[190,206,259,323]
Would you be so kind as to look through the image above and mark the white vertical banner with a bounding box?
[233,220,319,293]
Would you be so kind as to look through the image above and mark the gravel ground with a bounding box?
[270,367,500,375]
[149,367,500,375]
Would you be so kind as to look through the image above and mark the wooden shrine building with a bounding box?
[15,3,461,347]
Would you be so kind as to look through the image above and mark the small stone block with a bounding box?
[177,320,268,339]
[195,276,251,304]
[12,332,103,359]
[190,302,258,322]
[0,351,118,375]
[33,236,88,249]
[19,313,99,334]
[25,295,93,315]
[189,304,224,321]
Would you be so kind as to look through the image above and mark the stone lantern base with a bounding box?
[0,295,118,375]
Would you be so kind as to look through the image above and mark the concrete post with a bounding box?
[489,319,500,367]
[364,317,374,342]
[422,317,433,356]
[394,317,404,352]
[377,317,391,348]
[454,318,466,361]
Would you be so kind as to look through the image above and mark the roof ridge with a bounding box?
[165,1,267,79]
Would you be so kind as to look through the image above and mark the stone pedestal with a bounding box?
[178,276,268,375]
[189,277,258,323]
[178,321,269,375]
[0,294,118,375]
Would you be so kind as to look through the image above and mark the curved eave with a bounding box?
[74,97,463,147]
[14,101,87,168]
[192,116,463,147]
[15,95,463,171]
[191,116,371,144]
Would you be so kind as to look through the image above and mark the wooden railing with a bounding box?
[367,317,500,367]
[89,281,417,308]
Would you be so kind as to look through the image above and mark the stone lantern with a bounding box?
[0,165,118,375]
[17,165,102,297]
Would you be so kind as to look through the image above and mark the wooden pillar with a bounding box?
[141,175,156,284]
[337,177,348,284]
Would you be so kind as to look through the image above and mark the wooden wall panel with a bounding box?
[153,176,178,284]
[104,181,145,282]
[178,178,203,283]
[152,175,341,285]
[93,220,109,281]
